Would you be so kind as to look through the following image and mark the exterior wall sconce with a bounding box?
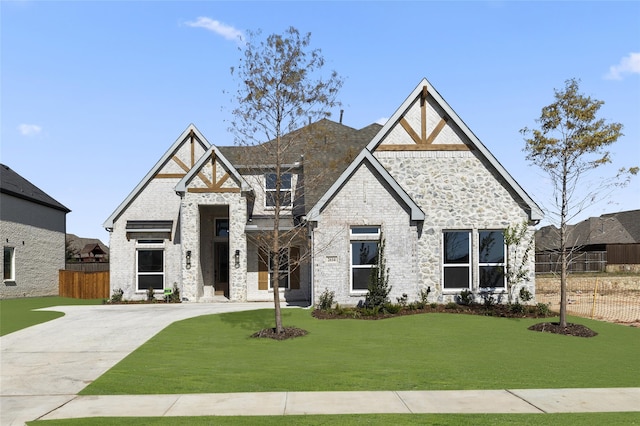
[234,249,240,268]
[186,250,191,269]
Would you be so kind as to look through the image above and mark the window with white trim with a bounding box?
[479,230,506,289]
[3,247,15,281]
[137,249,164,291]
[350,226,380,292]
[443,231,471,289]
[265,173,292,208]
[268,248,290,289]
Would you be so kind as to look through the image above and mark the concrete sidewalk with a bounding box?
[34,388,640,420]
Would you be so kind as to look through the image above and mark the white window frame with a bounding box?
[350,226,381,293]
[268,248,290,290]
[135,241,165,292]
[3,246,15,282]
[265,173,292,208]
[442,230,471,291]
[478,230,506,290]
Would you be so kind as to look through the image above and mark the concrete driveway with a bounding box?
[0,302,274,425]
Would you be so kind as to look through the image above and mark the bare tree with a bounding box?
[229,27,343,334]
[521,78,636,327]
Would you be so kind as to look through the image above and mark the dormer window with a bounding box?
[265,173,292,208]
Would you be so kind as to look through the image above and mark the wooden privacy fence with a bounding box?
[59,270,110,299]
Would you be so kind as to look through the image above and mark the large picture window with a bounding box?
[443,231,471,289]
[3,247,15,281]
[350,227,380,292]
[265,173,292,208]
[137,249,164,291]
[479,230,505,289]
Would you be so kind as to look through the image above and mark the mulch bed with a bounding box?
[528,322,598,337]
[251,327,308,340]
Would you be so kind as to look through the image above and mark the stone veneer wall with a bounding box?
[108,178,182,301]
[180,191,247,302]
[374,150,536,303]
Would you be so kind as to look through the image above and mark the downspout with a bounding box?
[308,221,315,308]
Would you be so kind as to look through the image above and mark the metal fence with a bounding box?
[535,251,606,274]
[536,275,640,325]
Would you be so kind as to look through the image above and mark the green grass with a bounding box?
[81,308,640,395]
[28,412,640,425]
[0,296,103,336]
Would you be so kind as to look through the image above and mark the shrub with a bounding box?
[509,302,524,314]
[519,287,533,303]
[396,293,408,307]
[364,238,391,309]
[445,302,458,310]
[457,289,474,305]
[535,302,551,317]
[147,287,156,302]
[384,303,401,314]
[109,288,124,304]
[317,288,335,311]
[168,284,181,303]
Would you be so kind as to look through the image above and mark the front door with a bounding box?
[214,242,229,297]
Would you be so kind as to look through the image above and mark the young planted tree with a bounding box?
[229,27,343,334]
[521,78,636,327]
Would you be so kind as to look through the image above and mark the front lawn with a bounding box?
[28,412,640,425]
[0,296,103,336]
[81,308,640,395]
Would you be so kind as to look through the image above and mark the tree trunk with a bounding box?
[559,160,569,328]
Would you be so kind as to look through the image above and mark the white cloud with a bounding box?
[185,17,243,42]
[376,117,389,125]
[604,52,640,80]
[17,124,42,136]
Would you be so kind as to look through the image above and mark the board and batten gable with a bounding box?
[105,125,210,300]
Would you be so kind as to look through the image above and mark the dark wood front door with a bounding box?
[214,242,229,297]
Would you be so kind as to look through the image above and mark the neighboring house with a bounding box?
[104,78,543,304]
[536,209,640,273]
[66,234,109,263]
[1,164,70,298]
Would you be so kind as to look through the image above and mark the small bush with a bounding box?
[535,302,551,316]
[317,288,335,311]
[458,289,474,305]
[430,302,438,309]
[169,284,181,303]
[384,303,401,314]
[109,288,124,304]
[445,302,458,310]
[396,293,408,307]
[509,302,524,314]
[147,287,156,302]
[519,287,533,303]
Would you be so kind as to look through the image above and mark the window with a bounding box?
[137,249,164,291]
[268,249,289,289]
[215,218,229,237]
[443,231,471,289]
[3,247,15,281]
[350,227,380,292]
[479,230,505,289]
[265,173,292,207]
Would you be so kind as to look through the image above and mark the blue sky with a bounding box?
[2,1,639,244]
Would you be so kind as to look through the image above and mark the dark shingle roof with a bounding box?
[0,164,70,213]
[536,209,640,251]
[219,119,381,214]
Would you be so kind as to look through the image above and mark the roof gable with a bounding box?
[367,78,543,221]
[1,164,70,213]
[307,149,425,221]
[175,145,250,193]
[103,124,210,229]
